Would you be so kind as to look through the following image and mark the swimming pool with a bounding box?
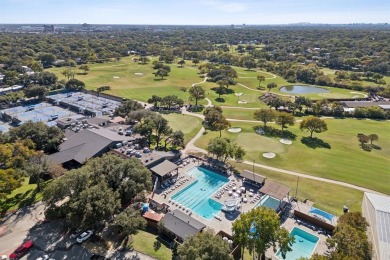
[171,167,228,220]
[276,227,319,259]
[257,195,280,211]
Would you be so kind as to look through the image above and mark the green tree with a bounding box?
[0,169,23,199]
[327,224,372,260]
[147,95,162,107]
[212,117,231,138]
[178,59,186,67]
[177,229,233,260]
[299,116,328,138]
[164,130,184,150]
[275,112,295,133]
[161,95,184,109]
[112,207,146,237]
[61,68,75,81]
[233,207,294,260]
[114,99,144,117]
[24,85,48,100]
[25,154,49,192]
[257,75,265,88]
[155,68,169,79]
[189,85,206,107]
[66,181,121,229]
[337,212,369,234]
[368,134,379,145]
[8,122,64,153]
[357,133,370,148]
[254,109,276,127]
[203,106,223,127]
[192,59,200,66]
[65,78,85,91]
[267,82,277,92]
[79,64,90,74]
[38,53,56,68]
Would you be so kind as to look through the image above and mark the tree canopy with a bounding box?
[232,207,294,260]
[299,116,328,138]
[177,229,233,260]
[42,154,152,229]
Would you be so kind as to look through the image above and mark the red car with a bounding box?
[9,240,33,259]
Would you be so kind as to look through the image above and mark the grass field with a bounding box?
[0,178,42,214]
[195,118,390,195]
[49,57,202,102]
[320,67,390,86]
[162,114,202,145]
[232,162,363,215]
[132,230,172,260]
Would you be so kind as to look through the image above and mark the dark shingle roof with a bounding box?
[161,209,205,241]
[150,160,178,177]
[49,128,129,164]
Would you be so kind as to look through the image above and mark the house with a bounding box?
[160,209,206,243]
[149,160,179,188]
[143,211,164,229]
[362,192,390,260]
[49,127,136,168]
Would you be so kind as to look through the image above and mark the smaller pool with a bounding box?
[276,227,319,260]
[257,195,280,211]
[280,85,330,94]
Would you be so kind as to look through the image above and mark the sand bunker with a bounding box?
[235,93,243,96]
[113,76,120,79]
[134,73,143,76]
[263,152,276,159]
[228,127,242,133]
[238,100,248,104]
[280,138,292,145]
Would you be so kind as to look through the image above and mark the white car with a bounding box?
[76,230,93,243]
[1,255,8,260]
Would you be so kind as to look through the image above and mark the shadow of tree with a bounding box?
[153,78,166,81]
[215,98,225,103]
[187,106,204,112]
[253,126,297,141]
[371,144,382,150]
[301,137,331,149]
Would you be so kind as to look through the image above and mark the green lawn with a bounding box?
[0,178,42,214]
[320,67,390,86]
[162,114,203,145]
[196,118,390,195]
[232,162,363,216]
[48,57,202,102]
[132,230,172,260]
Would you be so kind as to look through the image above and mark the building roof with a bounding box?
[259,181,290,201]
[161,209,206,241]
[143,211,164,222]
[150,160,178,177]
[342,101,390,108]
[364,192,390,260]
[378,105,390,110]
[241,170,266,184]
[49,128,131,164]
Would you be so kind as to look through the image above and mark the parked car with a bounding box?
[9,240,33,259]
[76,230,93,243]
[1,255,8,260]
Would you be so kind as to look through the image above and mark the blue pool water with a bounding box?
[171,167,229,220]
[257,195,281,211]
[280,85,330,94]
[276,227,319,260]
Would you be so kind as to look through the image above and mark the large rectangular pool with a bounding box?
[171,167,229,220]
[276,227,319,259]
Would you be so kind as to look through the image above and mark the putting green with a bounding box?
[236,133,286,153]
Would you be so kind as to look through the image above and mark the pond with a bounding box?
[279,85,330,94]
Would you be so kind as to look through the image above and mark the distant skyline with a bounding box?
[1,0,389,25]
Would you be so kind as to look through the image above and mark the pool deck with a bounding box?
[266,217,329,259]
[149,158,330,258]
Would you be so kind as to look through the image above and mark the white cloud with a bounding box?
[201,0,248,13]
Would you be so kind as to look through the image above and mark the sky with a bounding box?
[0,0,389,25]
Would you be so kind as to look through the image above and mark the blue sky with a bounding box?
[0,0,389,24]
